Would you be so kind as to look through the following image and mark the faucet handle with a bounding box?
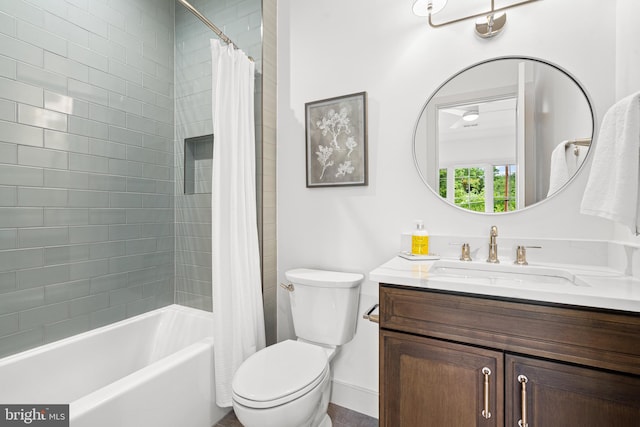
[514,245,542,265]
[449,242,473,261]
[460,243,472,261]
[490,225,498,237]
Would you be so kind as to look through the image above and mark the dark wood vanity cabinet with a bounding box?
[379,285,640,427]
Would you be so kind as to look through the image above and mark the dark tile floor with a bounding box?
[214,403,378,427]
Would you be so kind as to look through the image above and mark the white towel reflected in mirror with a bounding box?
[548,141,589,196]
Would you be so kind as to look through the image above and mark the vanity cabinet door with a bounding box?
[506,355,640,427]
[380,329,504,427]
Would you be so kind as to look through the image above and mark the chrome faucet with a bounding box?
[487,225,499,263]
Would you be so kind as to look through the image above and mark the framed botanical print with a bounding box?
[305,92,368,187]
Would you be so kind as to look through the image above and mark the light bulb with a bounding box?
[412,0,448,17]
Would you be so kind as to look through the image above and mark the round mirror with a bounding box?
[413,57,594,214]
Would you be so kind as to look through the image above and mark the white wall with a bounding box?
[277,0,622,417]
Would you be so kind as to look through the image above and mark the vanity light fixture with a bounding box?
[413,0,541,39]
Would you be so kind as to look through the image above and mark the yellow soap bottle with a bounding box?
[411,220,429,255]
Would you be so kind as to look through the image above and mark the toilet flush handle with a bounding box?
[363,303,380,324]
[279,282,294,292]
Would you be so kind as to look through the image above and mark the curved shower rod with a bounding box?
[176,0,254,61]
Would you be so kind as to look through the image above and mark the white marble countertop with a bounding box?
[370,256,640,313]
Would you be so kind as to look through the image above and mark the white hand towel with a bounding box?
[547,141,570,196]
[580,91,640,233]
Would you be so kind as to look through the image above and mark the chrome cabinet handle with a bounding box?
[481,367,492,419]
[518,375,529,427]
[363,303,379,324]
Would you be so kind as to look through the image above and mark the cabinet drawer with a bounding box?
[380,285,640,375]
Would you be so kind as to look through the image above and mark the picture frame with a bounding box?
[305,92,368,187]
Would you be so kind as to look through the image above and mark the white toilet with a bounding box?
[231,268,363,427]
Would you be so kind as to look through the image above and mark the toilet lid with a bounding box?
[232,340,329,408]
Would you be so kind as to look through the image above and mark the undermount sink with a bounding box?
[428,260,589,288]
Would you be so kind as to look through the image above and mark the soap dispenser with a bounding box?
[411,220,429,255]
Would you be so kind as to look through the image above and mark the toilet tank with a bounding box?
[285,268,363,346]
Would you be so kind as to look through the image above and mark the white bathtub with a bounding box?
[0,304,229,427]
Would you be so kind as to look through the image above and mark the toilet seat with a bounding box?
[232,340,329,409]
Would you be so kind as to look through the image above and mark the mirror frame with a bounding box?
[412,55,595,215]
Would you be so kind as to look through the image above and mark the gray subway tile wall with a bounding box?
[174,0,262,311]
[0,0,176,358]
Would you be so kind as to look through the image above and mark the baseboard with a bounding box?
[330,378,379,419]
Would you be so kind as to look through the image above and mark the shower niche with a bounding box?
[184,134,214,194]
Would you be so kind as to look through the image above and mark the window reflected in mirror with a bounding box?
[439,165,517,213]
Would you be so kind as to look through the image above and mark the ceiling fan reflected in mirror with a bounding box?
[439,98,517,130]
[439,106,480,129]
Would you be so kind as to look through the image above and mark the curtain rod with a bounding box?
[176,0,253,61]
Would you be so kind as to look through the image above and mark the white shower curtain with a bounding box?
[210,39,266,407]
